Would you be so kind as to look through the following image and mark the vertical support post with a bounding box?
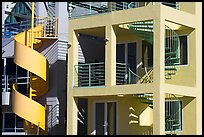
[153,3,165,135]
[6,75,8,92]
[128,67,131,84]
[3,58,6,92]
[37,122,40,135]
[89,3,92,14]
[29,2,35,99]
[89,64,91,86]
[14,114,16,133]
[105,25,116,86]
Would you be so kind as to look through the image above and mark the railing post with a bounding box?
[128,68,131,84]
[89,64,91,86]
[6,75,8,92]
[37,122,40,135]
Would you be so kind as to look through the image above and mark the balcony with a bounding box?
[68,2,179,19]
[74,62,153,87]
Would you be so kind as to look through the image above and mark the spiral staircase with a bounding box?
[127,20,181,134]
[11,16,58,134]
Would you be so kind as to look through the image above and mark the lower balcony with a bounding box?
[73,62,153,87]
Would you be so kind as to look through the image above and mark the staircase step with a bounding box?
[165,52,177,57]
[165,67,177,71]
[172,124,180,127]
[130,26,153,30]
[166,57,180,62]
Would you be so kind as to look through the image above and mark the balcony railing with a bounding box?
[74,62,153,87]
[2,16,58,38]
[74,62,105,87]
[68,2,179,19]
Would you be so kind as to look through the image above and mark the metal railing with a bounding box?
[165,25,180,79]
[116,62,129,85]
[165,94,182,134]
[68,2,179,19]
[2,75,30,93]
[68,2,147,18]
[74,62,105,87]
[34,16,58,37]
[2,16,58,39]
[2,20,32,38]
[162,2,179,10]
[73,62,154,87]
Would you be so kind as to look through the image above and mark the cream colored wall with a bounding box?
[87,96,153,135]
[165,29,196,87]
[67,2,202,135]
[179,97,196,135]
[179,2,195,14]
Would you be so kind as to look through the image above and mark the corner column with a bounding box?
[195,2,202,135]
[67,28,78,134]
[105,25,116,86]
[153,3,165,135]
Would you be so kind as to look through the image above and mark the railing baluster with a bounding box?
[89,64,91,86]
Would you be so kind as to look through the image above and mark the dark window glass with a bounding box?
[6,58,16,75]
[165,101,182,131]
[142,40,153,67]
[179,35,188,65]
[4,113,15,132]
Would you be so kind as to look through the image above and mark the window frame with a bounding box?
[178,34,189,66]
[165,100,183,132]
[2,112,25,133]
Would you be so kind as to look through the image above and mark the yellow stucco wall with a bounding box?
[179,97,196,135]
[165,29,196,87]
[87,96,153,135]
[67,2,202,135]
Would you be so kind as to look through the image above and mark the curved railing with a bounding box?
[12,16,58,134]
[165,25,180,80]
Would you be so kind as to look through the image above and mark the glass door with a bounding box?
[95,102,117,135]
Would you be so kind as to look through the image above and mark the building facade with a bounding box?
[2,2,68,135]
[67,2,202,135]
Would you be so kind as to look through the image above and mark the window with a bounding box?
[165,101,182,132]
[142,40,153,68]
[2,113,24,132]
[179,35,188,65]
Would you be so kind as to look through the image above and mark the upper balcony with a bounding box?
[68,2,179,19]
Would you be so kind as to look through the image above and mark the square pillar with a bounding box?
[195,2,202,135]
[67,95,78,135]
[152,4,165,135]
[153,10,165,85]
[153,91,165,135]
[105,25,116,86]
[67,29,78,135]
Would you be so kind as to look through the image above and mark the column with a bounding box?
[56,2,69,60]
[105,25,116,86]
[153,91,165,135]
[153,3,165,135]
[195,2,202,135]
[67,29,78,134]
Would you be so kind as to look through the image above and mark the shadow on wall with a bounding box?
[128,104,153,135]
